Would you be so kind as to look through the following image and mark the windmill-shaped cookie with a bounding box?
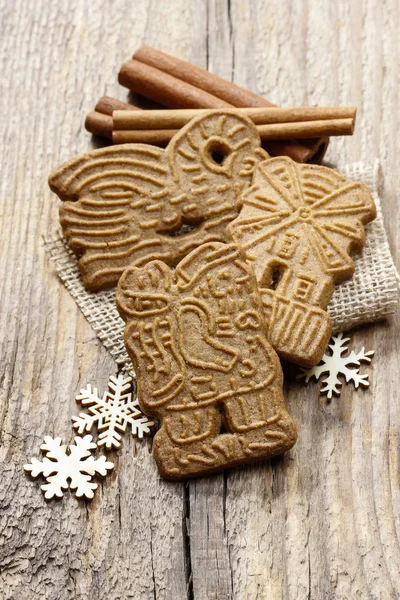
[228,157,376,367]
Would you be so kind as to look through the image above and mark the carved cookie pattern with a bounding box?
[49,112,267,291]
[228,157,376,367]
[117,243,297,480]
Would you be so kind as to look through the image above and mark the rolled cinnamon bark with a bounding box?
[279,137,329,165]
[113,107,356,130]
[85,111,113,139]
[85,97,142,138]
[112,118,354,145]
[112,129,177,145]
[95,96,137,115]
[119,60,232,109]
[130,46,329,163]
[133,46,273,108]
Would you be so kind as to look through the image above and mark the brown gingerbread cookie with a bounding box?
[228,157,376,367]
[49,112,268,291]
[116,242,297,480]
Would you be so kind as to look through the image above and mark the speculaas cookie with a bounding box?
[116,242,297,479]
[49,112,267,291]
[228,157,376,367]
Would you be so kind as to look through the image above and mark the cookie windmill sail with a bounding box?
[228,157,376,367]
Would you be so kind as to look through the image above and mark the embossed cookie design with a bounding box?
[228,157,376,367]
[117,242,297,480]
[49,112,267,291]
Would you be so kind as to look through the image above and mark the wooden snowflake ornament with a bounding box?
[24,435,114,500]
[72,374,154,450]
[297,333,374,398]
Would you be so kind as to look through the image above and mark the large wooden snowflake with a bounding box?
[298,333,374,398]
[72,374,154,449]
[24,435,114,500]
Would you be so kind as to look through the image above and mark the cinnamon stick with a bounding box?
[112,129,178,146]
[133,46,277,108]
[287,137,329,166]
[112,118,354,146]
[129,46,328,163]
[85,111,113,139]
[95,96,137,115]
[113,107,356,130]
[85,96,142,139]
[119,59,232,110]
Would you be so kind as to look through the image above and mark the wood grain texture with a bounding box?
[0,1,399,599]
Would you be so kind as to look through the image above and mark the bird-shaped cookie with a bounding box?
[49,111,268,291]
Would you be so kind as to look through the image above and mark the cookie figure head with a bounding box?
[117,242,297,480]
[228,157,376,367]
[49,111,268,291]
[117,261,172,318]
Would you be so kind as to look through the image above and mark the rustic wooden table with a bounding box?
[1,1,399,599]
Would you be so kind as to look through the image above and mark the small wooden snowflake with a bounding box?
[24,435,114,500]
[72,374,154,450]
[297,332,374,398]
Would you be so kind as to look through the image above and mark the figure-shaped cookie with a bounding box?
[117,242,297,479]
[228,157,376,367]
[49,112,267,291]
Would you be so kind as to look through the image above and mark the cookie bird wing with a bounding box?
[166,111,269,244]
[49,144,175,291]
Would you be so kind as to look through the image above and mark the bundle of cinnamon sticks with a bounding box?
[85,46,357,164]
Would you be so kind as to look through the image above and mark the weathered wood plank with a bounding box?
[223,1,400,599]
[0,0,399,599]
[0,1,189,599]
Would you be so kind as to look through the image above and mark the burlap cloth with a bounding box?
[44,161,399,373]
